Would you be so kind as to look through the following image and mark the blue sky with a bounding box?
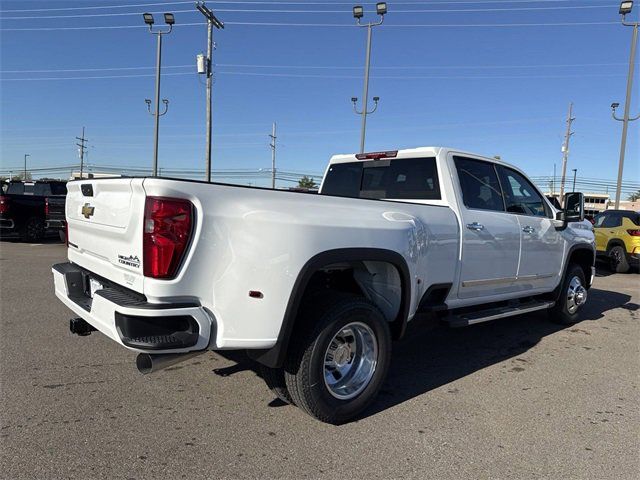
[0,0,638,192]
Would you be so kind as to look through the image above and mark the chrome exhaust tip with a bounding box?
[136,350,205,375]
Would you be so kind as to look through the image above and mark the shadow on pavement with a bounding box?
[214,287,634,421]
[361,287,634,420]
[0,235,63,245]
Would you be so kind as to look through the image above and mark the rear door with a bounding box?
[453,156,520,299]
[65,179,146,293]
[496,165,564,290]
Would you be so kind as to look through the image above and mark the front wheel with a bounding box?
[284,295,391,424]
[549,264,588,325]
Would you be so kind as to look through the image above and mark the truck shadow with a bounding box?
[361,287,635,420]
[214,287,635,421]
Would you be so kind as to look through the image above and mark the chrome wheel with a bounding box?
[323,322,378,400]
[566,276,587,314]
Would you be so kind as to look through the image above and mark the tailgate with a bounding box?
[46,196,66,219]
[66,178,146,293]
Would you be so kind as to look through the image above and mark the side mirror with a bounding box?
[564,192,584,222]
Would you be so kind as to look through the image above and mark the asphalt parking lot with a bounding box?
[1,240,638,480]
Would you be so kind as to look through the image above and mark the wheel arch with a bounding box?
[248,248,411,368]
[606,238,626,253]
[553,244,595,301]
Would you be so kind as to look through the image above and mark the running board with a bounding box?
[447,300,555,328]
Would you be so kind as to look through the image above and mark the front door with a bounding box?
[453,156,521,299]
[496,165,564,291]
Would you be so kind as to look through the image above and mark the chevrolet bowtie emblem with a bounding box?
[82,203,95,219]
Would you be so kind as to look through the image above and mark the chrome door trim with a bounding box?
[462,273,554,287]
[516,273,554,281]
[462,276,517,287]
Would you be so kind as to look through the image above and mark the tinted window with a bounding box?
[621,211,640,226]
[49,183,67,196]
[497,166,549,217]
[34,183,50,196]
[6,183,24,195]
[321,157,441,200]
[321,162,363,198]
[454,157,504,212]
[23,184,34,195]
[601,213,622,228]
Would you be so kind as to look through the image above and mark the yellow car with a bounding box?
[593,210,640,273]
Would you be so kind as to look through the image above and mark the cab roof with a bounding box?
[328,146,520,171]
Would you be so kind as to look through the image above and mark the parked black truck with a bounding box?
[0,180,67,242]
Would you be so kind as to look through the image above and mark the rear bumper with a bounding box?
[52,262,214,354]
[0,218,15,229]
[45,219,65,229]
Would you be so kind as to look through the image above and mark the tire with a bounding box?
[284,294,392,424]
[22,217,45,242]
[549,264,588,325]
[609,245,630,274]
[259,364,295,405]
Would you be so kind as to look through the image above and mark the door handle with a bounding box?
[522,226,535,234]
[466,222,485,231]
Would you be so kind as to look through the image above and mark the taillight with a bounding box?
[627,229,640,237]
[0,196,9,214]
[143,196,194,279]
[45,198,49,216]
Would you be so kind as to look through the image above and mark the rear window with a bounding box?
[622,212,640,226]
[49,183,67,196]
[321,157,441,200]
[596,211,640,227]
[6,183,24,195]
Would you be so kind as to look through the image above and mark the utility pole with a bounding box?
[23,154,30,180]
[611,2,640,209]
[559,102,575,203]
[269,122,277,189]
[552,163,556,196]
[196,2,224,183]
[572,168,578,192]
[76,127,87,179]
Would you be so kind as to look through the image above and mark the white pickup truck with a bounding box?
[52,147,595,424]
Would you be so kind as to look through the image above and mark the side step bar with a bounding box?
[447,300,555,328]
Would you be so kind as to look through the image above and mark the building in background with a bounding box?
[584,193,610,217]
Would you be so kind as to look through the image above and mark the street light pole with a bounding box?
[351,3,387,154]
[360,24,373,154]
[611,1,640,209]
[143,12,174,177]
[196,2,224,183]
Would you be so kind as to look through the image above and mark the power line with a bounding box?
[0,71,627,81]
[0,1,617,14]
[0,62,629,74]
[0,21,620,32]
[0,4,619,19]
